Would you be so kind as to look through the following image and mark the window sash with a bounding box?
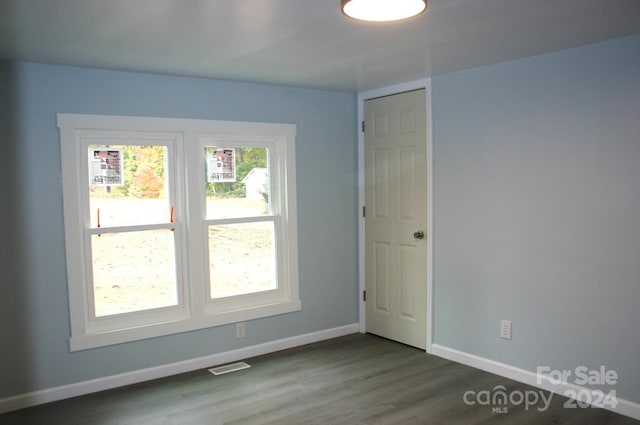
[80,137,187,333]
[84,224,185,322]
[81,138,178,229]
[204,217,280,301]
[194,136,294,313]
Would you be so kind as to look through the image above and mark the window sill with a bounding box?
[69,299,301,351]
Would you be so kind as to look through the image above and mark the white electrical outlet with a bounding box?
[500,320,512,340]
[236,322,246,338]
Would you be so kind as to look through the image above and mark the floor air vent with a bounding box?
[208,362,251,375]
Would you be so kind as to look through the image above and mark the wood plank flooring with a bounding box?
[2,334,638,425]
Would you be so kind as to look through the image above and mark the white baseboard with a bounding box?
[432,344,640,421]
[0,323,360,414]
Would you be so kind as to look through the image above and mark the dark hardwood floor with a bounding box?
[2,334,638,425]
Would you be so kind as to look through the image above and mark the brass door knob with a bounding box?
[413,230,425,240]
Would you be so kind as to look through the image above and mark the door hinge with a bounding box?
[362,206,366,218]
[361,121,365,133]
[363,290,366,302]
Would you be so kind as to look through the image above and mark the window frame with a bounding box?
[59,114,300,351]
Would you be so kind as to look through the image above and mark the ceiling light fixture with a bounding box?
[341,0,427,22]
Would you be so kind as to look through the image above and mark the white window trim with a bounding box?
[58,114,300,351]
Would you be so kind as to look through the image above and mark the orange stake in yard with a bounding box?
[97,208,101,237]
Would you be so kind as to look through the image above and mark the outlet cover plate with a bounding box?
[500,320,512,339]
[236,322,246,338]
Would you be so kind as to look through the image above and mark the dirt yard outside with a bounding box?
[90,197,274,317]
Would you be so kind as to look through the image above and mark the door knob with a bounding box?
[413,230,425,240]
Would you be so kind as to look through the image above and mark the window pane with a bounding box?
[209,222,276,298]
[205,147,270,219]
[89,145,171,227]
[91,229,178,317]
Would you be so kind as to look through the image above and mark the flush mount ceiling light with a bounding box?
[341,0,427,22]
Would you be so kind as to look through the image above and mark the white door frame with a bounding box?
[357,78,434,353]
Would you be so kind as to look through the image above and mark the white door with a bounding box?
[364,89,427,349]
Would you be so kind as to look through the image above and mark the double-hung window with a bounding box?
[59,114,299,351]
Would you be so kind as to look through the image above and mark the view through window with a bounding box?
[204,146,277,299]
[88,145,178,317]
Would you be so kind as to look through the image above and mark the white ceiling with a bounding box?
[1,0,639,92]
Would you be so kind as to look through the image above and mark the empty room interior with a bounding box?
[1,0,639,423]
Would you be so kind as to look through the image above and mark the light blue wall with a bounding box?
[0,63,358,397]
[432,35,640,403]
